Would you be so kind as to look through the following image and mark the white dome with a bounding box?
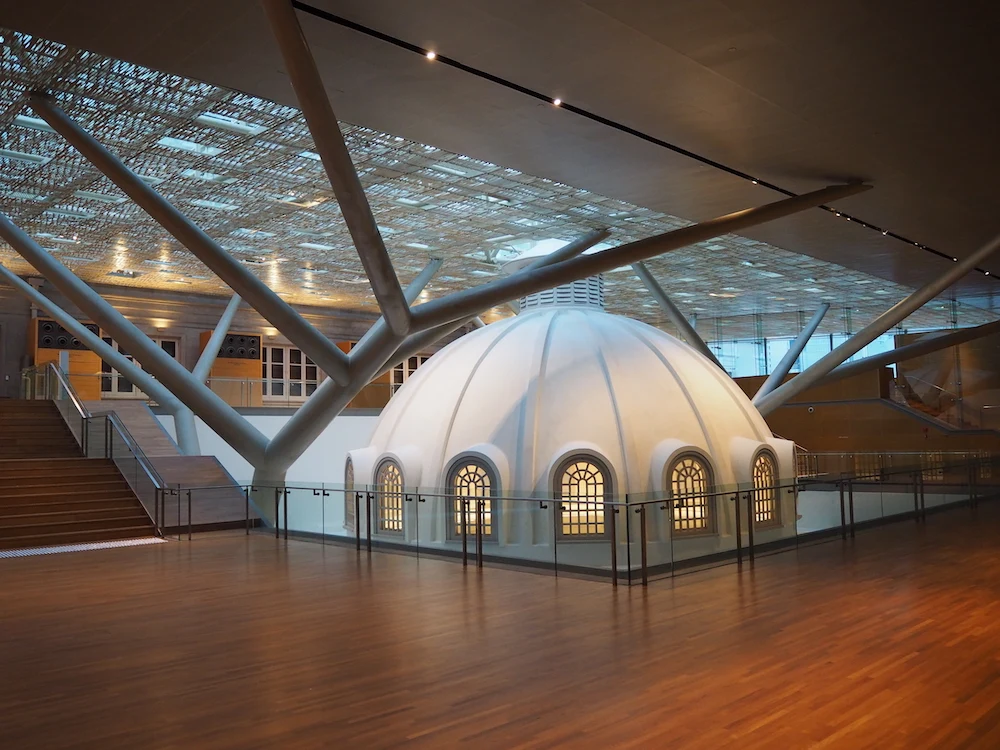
[352,305,792,497]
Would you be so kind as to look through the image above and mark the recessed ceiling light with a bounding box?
[156,136,223,156]
[73,190,128,204]
[7,190,48,202]
[486,234,516,242]
[108,269,140,278]
[45,207,96,219]
[552,98,562,106]
[297,150,321,161]
[405,242,432,250]
[13,115,55,133]
[0,148,51,165]
[190,198,239,211]
[426,51,437,60]
[195,112,268,136]
[298,242,335,251]
[181,168,238,185]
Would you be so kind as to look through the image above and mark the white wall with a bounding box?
[157,412,378,485]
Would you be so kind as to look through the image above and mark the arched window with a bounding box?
[448,459,496,540]
[344,457,355,531]
[752,451,779,526]
[555,456,610,537]
[375,459,404,534]
[669,454,713,533]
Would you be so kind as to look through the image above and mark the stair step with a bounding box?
[0,507,149,528]
[0,515,154,538]
[0,497,139,515]
[0,526,156,550]
[0,458,111,472]
[0,469,122,485]
[0,479,129,494]
[0,489,134,506]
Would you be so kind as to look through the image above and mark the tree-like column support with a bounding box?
[632,261,724,368]
[261,0,411,336]
[756,231,1000,416]
[27,93,352,386]
[0,212,269,465]
[753,303,830,403]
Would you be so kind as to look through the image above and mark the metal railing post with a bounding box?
[913,471,920,522]
[552,501,559,576]
[283,488,289,540]
[245,486,250,535]
[476,498,484,568]
[366,492,372,552]
[608,500,617,587]
[746,491,755,563]
[354,491,361,551]
[461,497,468,567]
[275,488,280,539]
[733,494,742,566]
[839,481,847,540]
[638,504,648,587]
[848,480,855,538]
[187,489,193,541]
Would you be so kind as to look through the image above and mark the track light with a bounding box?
[425,51,436,60]
[552,98,562,106]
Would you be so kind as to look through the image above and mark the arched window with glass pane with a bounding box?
[752,451,779,526]
[555,456,610,537]
[375,459,404,534]
[669,454,713,534]
[344,457,355,531]
[448,459,496,540]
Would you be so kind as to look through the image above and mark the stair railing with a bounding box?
[100,410,167,537]
[42,362,91,454]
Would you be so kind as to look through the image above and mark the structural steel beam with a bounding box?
[816,319,1000,387]
[407,184,871,332]
[354,258,443,351]
[753,303,830,403]
[0,212,269,465]
[193,293,243,383]
[0,264,181,411]
[262,0,411,336]
[28,93,352,385]
[632,261,724,368]
[756,230,1000,416]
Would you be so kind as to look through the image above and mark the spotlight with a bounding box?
[882,230,888,235]
[987,271,991,276]
[553,98,562,106]
[425,51,437,60]
[751,180,758,185]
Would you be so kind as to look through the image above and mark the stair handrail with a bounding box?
[44,361,91,420]
[105,410,167,490]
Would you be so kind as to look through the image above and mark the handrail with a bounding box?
[105,410,167,490]
[45,361,91,419]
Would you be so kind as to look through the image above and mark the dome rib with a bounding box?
[621,318,718,459]
[520,308,563,492]
[586,310,631,490]
[438,310,540,477]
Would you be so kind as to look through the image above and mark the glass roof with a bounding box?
[0,28,994,338]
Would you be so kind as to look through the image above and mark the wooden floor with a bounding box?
[3,505,1000,749]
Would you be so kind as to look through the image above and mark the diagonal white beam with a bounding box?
[0,264,181,410]
[753,303,830,403]
[354,258,443,352]
[756,230,1000,416]
[262,0,411,336]
[28,93,352,385]
[258,230,613,477]
[193,293,243,383]
[0,212,269,465]
[407,184,872,332]
[631,261,724,368]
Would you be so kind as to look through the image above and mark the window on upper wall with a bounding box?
[752,451,779,527]
[391,355,430,394]
[375,459,404,535]
[448,459,496,540]
[261,345,320,402]
[344,457,355,531]
[555,456,610,538]
[100,337,177,399]
[669,454,714,534]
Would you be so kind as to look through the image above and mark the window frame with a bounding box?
[553,454,612,540]
[446,457,498,542]
[374,458,404,536]
[667,452,716,536]
[100,336,178,399]
[261,344,321,403]
[751,450,780,528]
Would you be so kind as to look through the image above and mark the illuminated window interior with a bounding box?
[450,461,494,539]
[557,458,608,537]
[344,457,355,531]
[670,455,712,533]
[376,460,404,534]
[752,452,779,526]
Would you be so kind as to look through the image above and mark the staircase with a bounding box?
[0,400,156,550]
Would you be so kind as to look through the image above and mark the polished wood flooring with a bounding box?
[4,503,1000,749]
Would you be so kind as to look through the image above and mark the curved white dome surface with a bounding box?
[355,306,791,496]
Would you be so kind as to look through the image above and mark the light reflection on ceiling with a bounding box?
[0,28,994,339]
